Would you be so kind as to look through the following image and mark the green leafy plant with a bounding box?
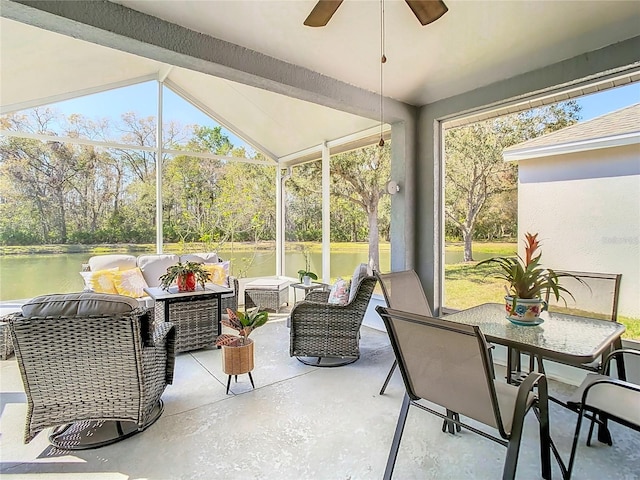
[297,246,318,282]
[215,307,269,347]
[477,232,580,301]
[158,261,211,290]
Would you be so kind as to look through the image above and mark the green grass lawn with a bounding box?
[445,259,639,341]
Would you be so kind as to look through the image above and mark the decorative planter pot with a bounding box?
[222,339,255,375]
[302,275,312,286]
[504,296,547,323]
[177,272,197,292]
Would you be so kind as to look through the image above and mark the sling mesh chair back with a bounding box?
[7,292,176,449]
[375,270,433,394]
[533,272,625,379]
[376,306,551,480]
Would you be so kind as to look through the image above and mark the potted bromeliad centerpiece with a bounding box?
[215,307,269,393]
[158,261,211,292]
[478,232,582,325]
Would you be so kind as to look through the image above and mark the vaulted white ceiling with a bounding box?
[114,0,640,105]
[1,0,639,163]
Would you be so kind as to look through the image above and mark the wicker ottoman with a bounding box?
[244,279,290,313]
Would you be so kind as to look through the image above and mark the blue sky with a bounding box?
[48,80,640,143]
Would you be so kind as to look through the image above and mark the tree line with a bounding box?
[0,109,390,262]
[1,101,579,265]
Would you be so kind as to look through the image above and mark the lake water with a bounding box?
[0,248,493,301]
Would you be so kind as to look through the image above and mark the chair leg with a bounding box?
[502,395,532,479]
[380,360,397,395]
[384,393,411,480]
[537,379,552,480]
[566,406,586,480]
[595,414,613,446]
[441,409,461,434]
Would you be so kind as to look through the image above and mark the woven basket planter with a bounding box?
[222,339,254,375]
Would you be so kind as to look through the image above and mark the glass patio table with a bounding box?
[444,303,626,375]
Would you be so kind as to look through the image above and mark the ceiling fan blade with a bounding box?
[405,0,448,26]
[304,0,344,27]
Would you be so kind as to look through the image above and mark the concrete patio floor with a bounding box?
[1,315,638,479]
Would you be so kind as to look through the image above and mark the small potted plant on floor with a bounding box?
[215,307,269,393]
[477,232,582,324]
[158,261,211,292]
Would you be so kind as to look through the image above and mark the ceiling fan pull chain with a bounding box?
[379,0,386,148]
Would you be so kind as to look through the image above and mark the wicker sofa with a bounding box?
[83,252,239,312]
[7,292,175,448]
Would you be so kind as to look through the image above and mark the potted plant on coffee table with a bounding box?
[158,261,211,292]
[477,232,583,325]
[215,307,269,393]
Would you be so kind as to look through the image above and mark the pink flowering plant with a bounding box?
[477,232,581,303]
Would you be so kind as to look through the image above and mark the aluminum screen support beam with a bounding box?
[321,143,331,283]
[155,80,163,254]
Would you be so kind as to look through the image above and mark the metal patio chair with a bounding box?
[376,306,551,480]
[521,272,625,381]
[564,349,640,479]
[375,270,433,394]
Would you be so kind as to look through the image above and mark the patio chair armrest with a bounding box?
[516,371,547,415]
[147,320,176,384]
[304,290,331,303]
[602,348,640,375]
[149,320,175,346]
[228,276,239,291]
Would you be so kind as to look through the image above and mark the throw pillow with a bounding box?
[203,261,230,287]
[79,268,119,294]
[112,267,149,298]
[328,277,350,305]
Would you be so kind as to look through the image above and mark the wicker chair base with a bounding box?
[48,401,164,450]
[295,356,359,367]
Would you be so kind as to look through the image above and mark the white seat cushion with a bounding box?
[245,278,289,290]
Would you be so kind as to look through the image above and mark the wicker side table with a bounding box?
[244,279,290,313]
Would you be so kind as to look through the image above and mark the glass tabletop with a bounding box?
[445,303,625,365]
[144,284,232,300]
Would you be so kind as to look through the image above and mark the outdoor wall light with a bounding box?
[387,180,400,194]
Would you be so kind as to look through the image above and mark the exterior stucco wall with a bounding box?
[517,144,640,317]
[417,36,640,314]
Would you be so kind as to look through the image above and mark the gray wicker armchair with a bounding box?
[6,292,175,449]
[289,264,377,366]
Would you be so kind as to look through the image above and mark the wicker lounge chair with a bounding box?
[6,292,175,449]
[289,264,376,366]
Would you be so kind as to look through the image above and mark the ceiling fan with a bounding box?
[304,0,448,27]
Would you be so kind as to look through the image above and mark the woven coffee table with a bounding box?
[244,279,290,313]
